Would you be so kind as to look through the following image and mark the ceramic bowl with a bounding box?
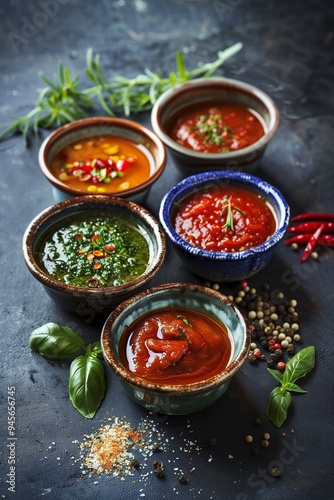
[151,77,279,174]
[38,117,167,203]
[22,195,166,320]
[101,282,250,415]
[159,170,289,282]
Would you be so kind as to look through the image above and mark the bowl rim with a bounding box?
[38,116,167,197]
[22,195,166,296]
[101,282,251,395]
[151,77,279,159]
[159,170,290,261]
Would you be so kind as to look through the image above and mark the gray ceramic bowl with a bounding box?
[101,282,250,415]
[159,170,289,283]
[38,117,167,204]
[22,195,166,320]
[151,77,279,174]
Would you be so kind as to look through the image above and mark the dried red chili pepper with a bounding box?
[300,224,324,262]
[288,221,334,234]
[291,213,334,222]
[285,234,334,246]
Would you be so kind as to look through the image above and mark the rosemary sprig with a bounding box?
[221,195,245,232]
[0,42,242,146]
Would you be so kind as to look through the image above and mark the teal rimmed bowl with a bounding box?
[101,282,250,415]
[22,195,166,320]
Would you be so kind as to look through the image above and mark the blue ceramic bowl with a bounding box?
[159,171,290,282]
[22,195,166,320]
[101,282,250,415]
[38,117,166,204]
[151,77,279,175]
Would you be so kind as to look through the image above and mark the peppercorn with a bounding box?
[253,349,261,359]
[254,417,262,426]
[153,460,165,478]
[178,474,189,484]
[245,435,254,443]
[131,459,140,469]
[286,344,294,355]
[271,466,281,478]
[263,432,270,440]
[261,439,270,448]
[277,361,286,371]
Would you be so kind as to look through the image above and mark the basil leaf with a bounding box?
[69,354,106,418]
[282,346,315,385]
[266,387,292,428]
[87,341,103,358]
[284,382,308,394]
[29,322,85,359]
[267,367,284,383]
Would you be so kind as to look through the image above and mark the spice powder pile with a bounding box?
[78,416,165,479]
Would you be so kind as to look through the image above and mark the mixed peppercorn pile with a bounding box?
[228,282,300,371]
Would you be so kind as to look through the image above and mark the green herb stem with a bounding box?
[0,43,242,146]
[221,195,245,232]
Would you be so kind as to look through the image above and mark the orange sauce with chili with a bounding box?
[173,186,277,252]
[168,102,265,153]
[120,308,232,384]
[51,135,153,193]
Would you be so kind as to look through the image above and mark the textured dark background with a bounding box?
[0,1,333,499]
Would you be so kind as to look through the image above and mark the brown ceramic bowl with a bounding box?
[101,282,251,415]
[22,195,166,320]
[151,77,279,175]
[38,117,167,203]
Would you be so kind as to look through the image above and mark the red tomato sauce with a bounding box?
[173,186,277,252]
[120,309,232,384]
[168,102,265,153]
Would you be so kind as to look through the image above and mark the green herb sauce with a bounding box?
[36,213,150,287]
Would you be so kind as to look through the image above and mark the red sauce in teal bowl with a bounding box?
[120,308,232,384]
[168,102,265,154]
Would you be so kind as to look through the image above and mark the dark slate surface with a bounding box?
[0,1,333,499]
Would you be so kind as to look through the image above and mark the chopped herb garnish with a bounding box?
[177,314,193,327]
[194,114,233,148]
